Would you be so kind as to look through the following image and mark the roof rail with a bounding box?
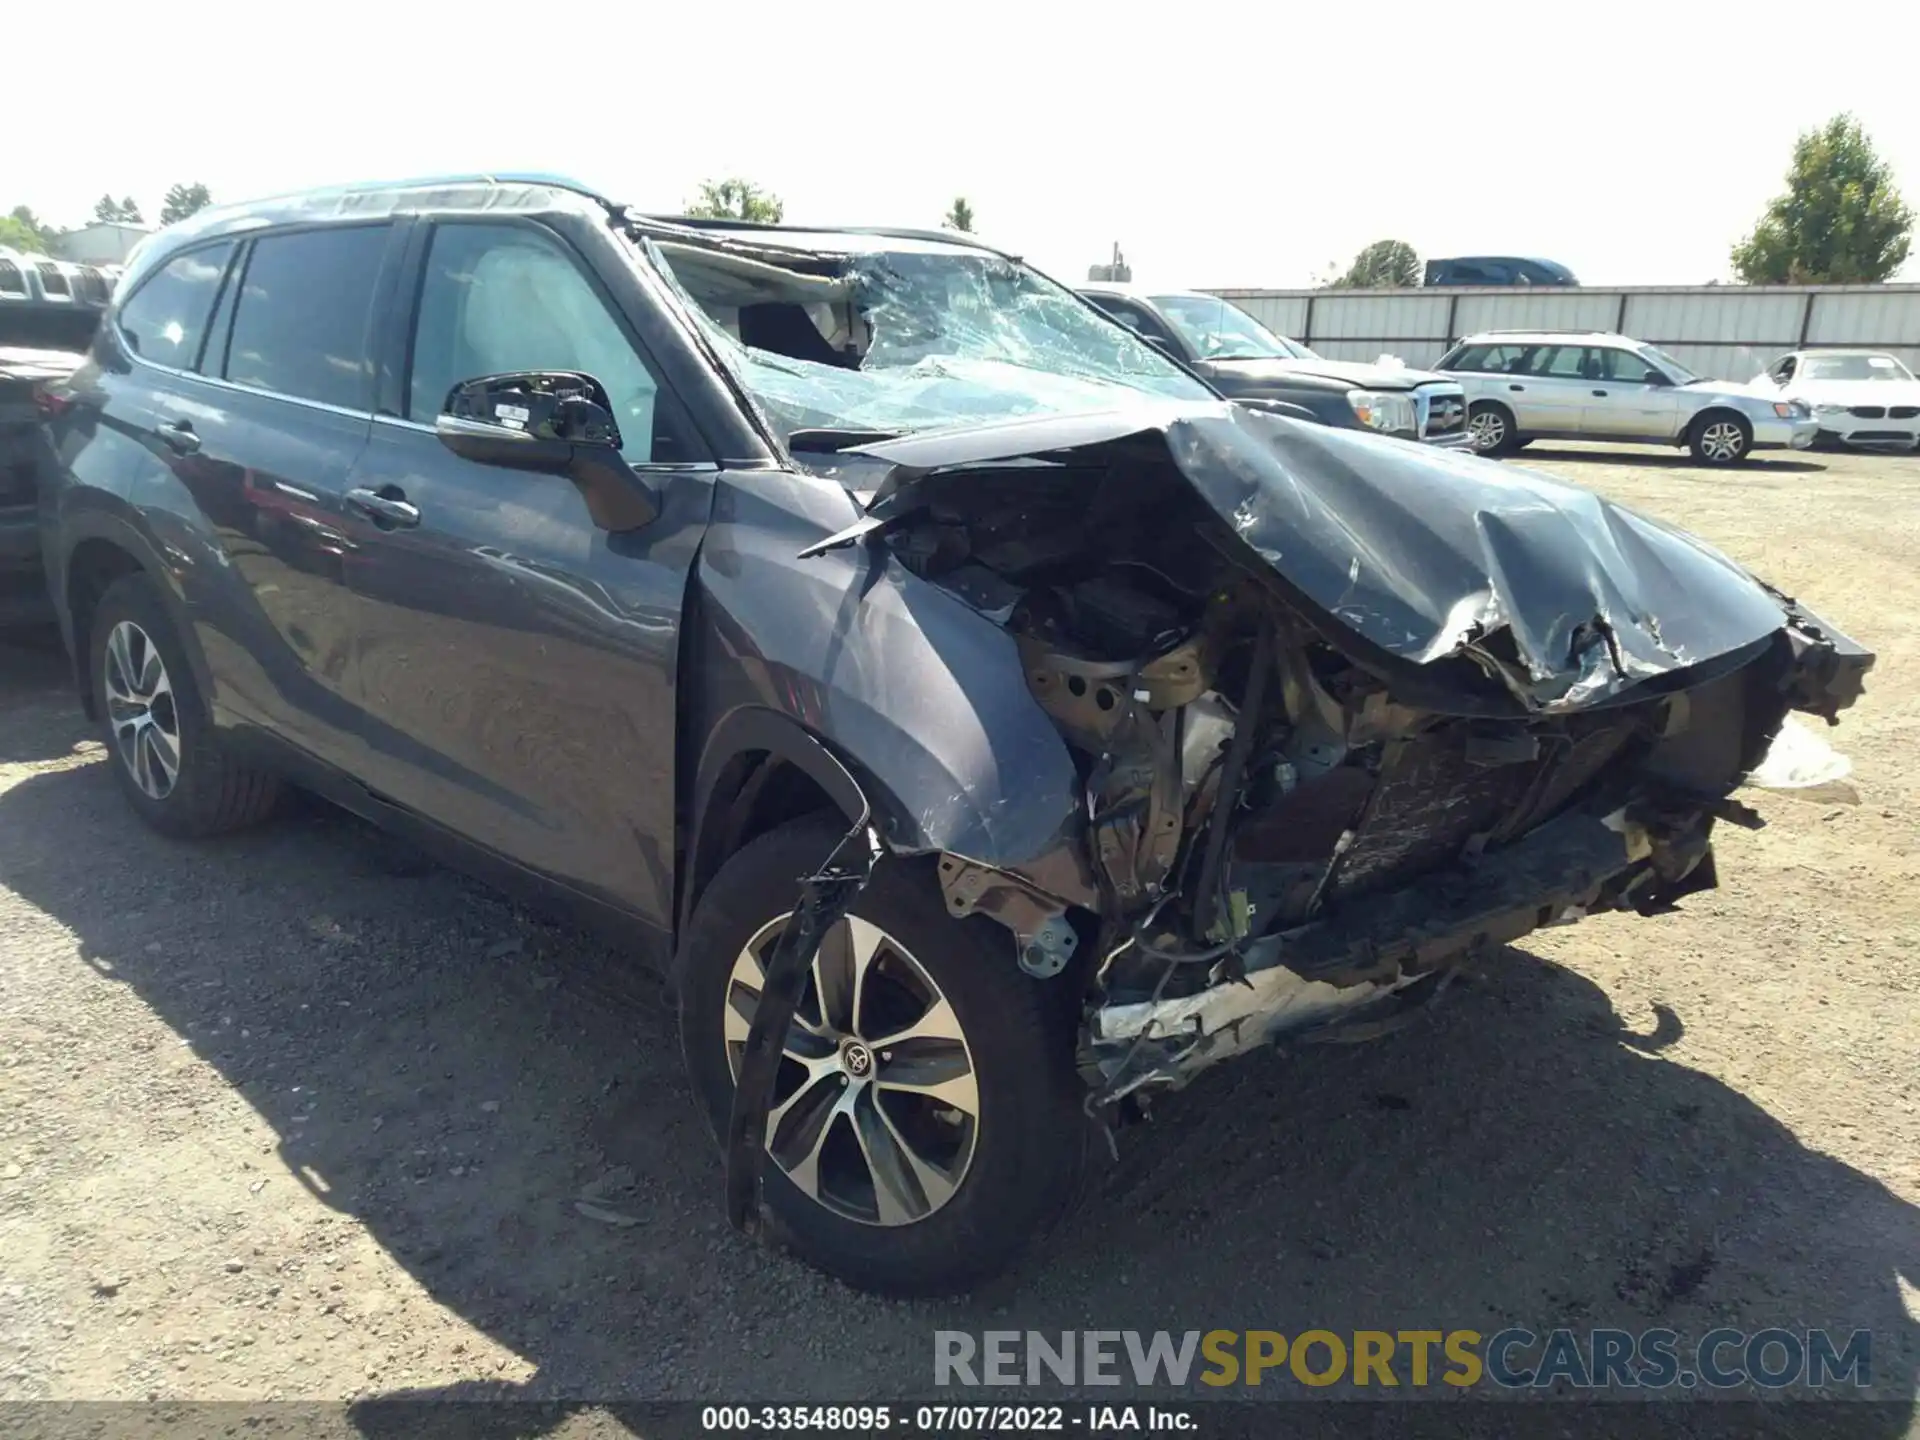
[1472,328,1617,336]
[632,215,1017,262]
[191,172,621,223]
[642,214,993,245]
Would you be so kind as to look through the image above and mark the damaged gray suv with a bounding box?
[38,176,1873,1296]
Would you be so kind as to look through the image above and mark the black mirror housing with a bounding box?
[434,371,660,532]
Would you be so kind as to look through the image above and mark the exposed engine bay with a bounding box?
[827,426,1872,1103]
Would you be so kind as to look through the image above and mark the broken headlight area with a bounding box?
[868,435,1869,1101]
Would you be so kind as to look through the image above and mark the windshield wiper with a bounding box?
[785,427,902,454]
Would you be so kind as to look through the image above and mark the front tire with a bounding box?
[1467,401,1519,455]
[678,816,1086,1295]
[1689,411,1753,466]
[88,573,283,838]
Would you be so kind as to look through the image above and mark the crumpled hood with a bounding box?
[1208,355,1453,392]
[851,400,1800,712]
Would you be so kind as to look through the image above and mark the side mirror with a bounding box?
[1644,371,1673,388]
[1142,334,1184,362]
[434,371,660,532]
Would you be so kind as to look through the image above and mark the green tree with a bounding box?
[92,195,145,224]
[1334,238,1421,288]
[1732,114,1913,284]
[942,197,975,233]
[2,206,53,253]
[684,178,784,224]
[0,216,43,253]
[160,183,213,226]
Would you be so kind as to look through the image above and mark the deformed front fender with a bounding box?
[684,467,1090,911]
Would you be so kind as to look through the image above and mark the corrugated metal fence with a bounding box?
[1204,284,1920,383]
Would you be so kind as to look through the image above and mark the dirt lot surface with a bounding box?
[1,443,1917,1432]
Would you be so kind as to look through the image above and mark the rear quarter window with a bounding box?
[116,242,237,370]
[37,263,70,298]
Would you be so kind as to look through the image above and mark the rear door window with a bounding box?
[116,242,237,370]
[1453,343,1533,373]
[1531,345,1587,378]
[37,263,70,298]
[0,260,24,296]
[223,225,389,411]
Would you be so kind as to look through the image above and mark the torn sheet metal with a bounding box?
[847,403,1844,714]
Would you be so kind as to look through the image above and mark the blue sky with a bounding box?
[19,0,1920,288]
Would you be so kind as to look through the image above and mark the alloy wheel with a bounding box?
[1468,408,1506,451]
[102,620,181,800]
[1699,421,1747,463]
[725,913,980,1227]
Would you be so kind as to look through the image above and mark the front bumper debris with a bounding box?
[1085,809,1645,1099]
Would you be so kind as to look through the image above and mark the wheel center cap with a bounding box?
[839,1039,874,1079]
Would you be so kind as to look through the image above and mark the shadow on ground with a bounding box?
[0,672,1913,1437]
[1516,446,1827,475]
[0,625,84,765]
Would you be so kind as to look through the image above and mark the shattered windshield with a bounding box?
[646,236,1213,442]
[1153,293,1312,361]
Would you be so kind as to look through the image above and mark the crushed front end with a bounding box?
[840,405,1873,1102]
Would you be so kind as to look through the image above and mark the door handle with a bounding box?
[1508,383,1525,392]
[1591,389,1608,397]
[159,420,200,456]
[345,486,421,529]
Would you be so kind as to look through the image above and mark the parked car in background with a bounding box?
[1079,283,1471,447]
[1750,350,1920,451]
[37,177,1872,1296]
[1,247,106,626]
[1433,330,1817,464]
[1423,256,1577,287]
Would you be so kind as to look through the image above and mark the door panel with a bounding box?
[145,222,395,764]
[1580,347,1683,437]
[339,218,715,924]
[341,424,711,922]
[1509,345,1590,434]
[148,376,370,754]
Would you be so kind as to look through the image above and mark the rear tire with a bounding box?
[1689,411,1752,466]
[678,815,1087,1296]
[1467,401,1519,455]
[88,573,282,838]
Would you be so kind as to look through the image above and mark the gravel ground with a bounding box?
[1,444,1916,1431]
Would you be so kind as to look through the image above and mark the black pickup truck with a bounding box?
[1079,283,1470,449]
[1,254,103,626]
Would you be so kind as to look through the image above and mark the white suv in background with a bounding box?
[1433,330,1818,465]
